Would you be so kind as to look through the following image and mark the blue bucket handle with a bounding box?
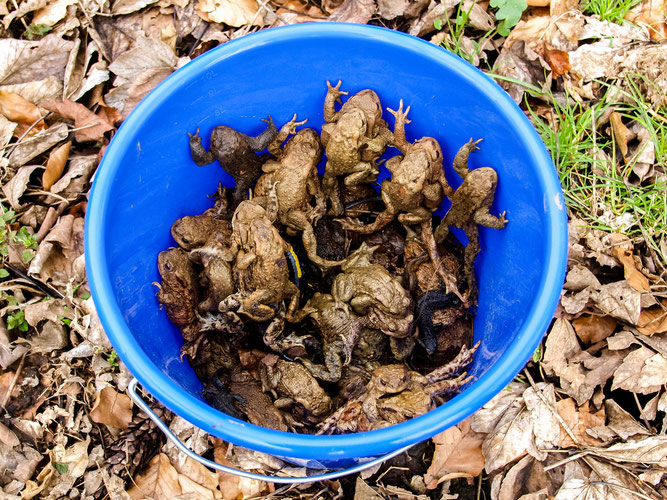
[128,378,413,483]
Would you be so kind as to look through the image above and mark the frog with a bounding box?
[289,292,370,382]
[254,128,343,270]
[317,342,479,434]
[259,355,332,428]
[155,247,199,342]
[171,213,231,252]
[433,139,508,302]
[188,115,305,210]
[320,81,394,216]
[171,211,235,313]
[214,195,301,352]
[336,101,463,302]
[228,368,289,431]
[330,243,414,360]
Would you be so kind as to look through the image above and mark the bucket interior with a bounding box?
[86,24,566,465]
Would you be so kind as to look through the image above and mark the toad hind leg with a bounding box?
[188,128,217,166]
[286,211,344,270]
[421,221,464,302]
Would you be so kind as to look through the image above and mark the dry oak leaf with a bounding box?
[424,418,485,488]
[42,141,71,191]
[28,214,85,283]
[590,281,642,325]
[0,35,74,86]
[112,0,159,15]
[603,399,650,440]
[196,0,264,27]
[611,346,667,394]
[42,100,114,143]
[89,386,133,429]
[0,90,47,135]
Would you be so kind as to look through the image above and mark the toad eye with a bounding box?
[164,261,174,271]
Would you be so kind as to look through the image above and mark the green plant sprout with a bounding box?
[490,0,528,36]
[581,0,642,25]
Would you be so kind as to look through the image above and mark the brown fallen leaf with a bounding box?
[637,303,667,336]
[7,121,69,169]
[625,0,667,41]
[612,346,667,394]
[594,435,667,468]
[128,453,182,500]
[611,240,650,292]
[42,141,71,191]
[590,281,642,325]
[0,35,75,86]
[424,418,485,488]
[0,90,47,137]
[32,0,77,26]
[495,455,550,500]
[28,214,85,283]
[89,386,133,430]
[572,315,617,344]
[328,0,376,23]
[42,100,114,143]
[610,111,633,158]
[603,399,650,440]
[196,0,264,27]
[544,46,570,77]
[556,398,605,447]
[113,0,159,15]
[2,164,40,209]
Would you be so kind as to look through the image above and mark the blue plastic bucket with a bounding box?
[85,23,567,471]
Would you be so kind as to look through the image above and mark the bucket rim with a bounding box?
[85,22,568,461]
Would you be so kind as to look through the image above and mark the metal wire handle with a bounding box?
[127,378,413,484]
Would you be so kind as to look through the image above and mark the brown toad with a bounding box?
[318,342,479,434]
[290,292,369,382]
[337,102,463,301]
[320,81,393,215]
[155,247,200,350]
[215,196,300,351]
[254,128,343,270]
[331,243,414,359]
[188,117,278,210]
[434,139,507,302]
[260,355,332,428]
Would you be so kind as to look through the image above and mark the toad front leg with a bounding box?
[386,100,411,152]
[324,80,349,122]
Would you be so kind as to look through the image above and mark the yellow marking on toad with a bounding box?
[287,245,302,279]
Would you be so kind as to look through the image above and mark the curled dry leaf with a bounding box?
[611,239,650,292]
[603,399,650,440]
[612,346,667,394]
[42,100,114,143]
[32,0,77,26]
[556,398,605,447]
[7,121,69,169]
[112,0,159,15]
[196,0,264,27]
[625,0,667,41]
[495,455,550,500]
[2,164,40,209]
[637,302,667,336]
[424,418,485,488]
[544,46,570,77]
[0,90,47,136]
[590,281,642,325]
[610,111,632,158]
[571,315,617,344]
[328,0,376,23]
[594,435,667,468]
[28,214,85,283]
[42,141,71,191]
[89,386,133,429]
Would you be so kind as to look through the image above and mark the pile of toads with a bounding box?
[155,81,507,434]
